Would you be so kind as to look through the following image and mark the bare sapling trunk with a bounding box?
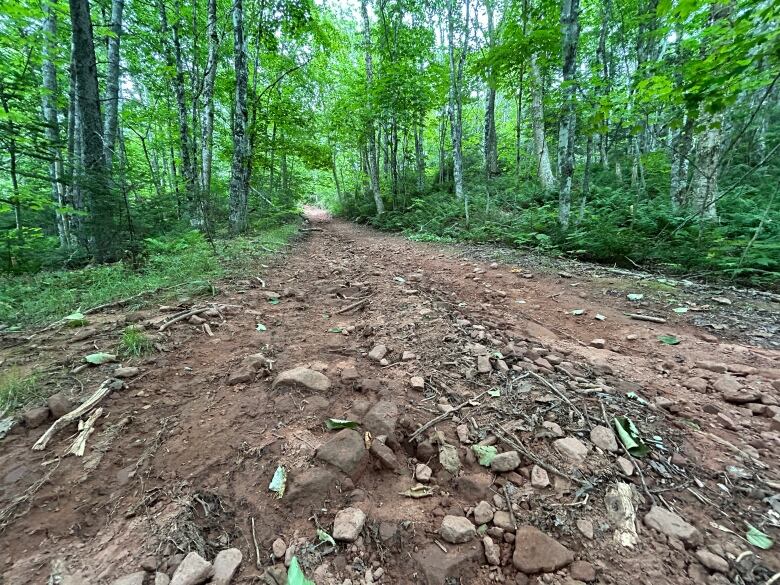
[557,0,581,230]
[360,0,384,215]
[229,0,250,234]
[530,54,555,191]
[447,0,471,225]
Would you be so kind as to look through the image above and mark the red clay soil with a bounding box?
[0,211,778,585]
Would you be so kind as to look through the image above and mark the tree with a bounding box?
[360,0,383,215]
[557,0,581,229]
[229,0,250,234]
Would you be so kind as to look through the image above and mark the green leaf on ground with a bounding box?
[488,389,501,397]
[256,323,267,331]
[84,352,116,365]
[288,557,315,585]
[328,327,344,333]
[627,293,644,301]
[613,416,650,457]
[471,444,498,467]
[672,307,688,313]
[64,311,88,327]
[317,529,336,547]
[571,309,585,316]
[268,465,286,499]
[268,298,280,305]
[658,334,680,345]
[325,418,359,430]
[746,523,774,549]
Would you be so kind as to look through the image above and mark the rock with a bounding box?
[272,538,287,559]
[483,536,500,566]
[616,457,634,476]
[369,439,399,471]
[696,549,729,574]
[717,412,739,431]
[316,429,368,478]
[140,556,158,572]
[227,367,254,385]
[438,443,460,474]
[590,339,606,349]
[413,543,483,585]
[589,426,619,452]
[410,376,425,390]
[47,392,74,418]
[576,519,594,540]
[272,367,331,393]
[530,465,549,488]
[211,549,242,585]
[333,507,366,542]
[721,388,761,405]
[415,463,432,483]
[22,406,50,428]
[569,560,596,582]
[712,376,743,395]
[439,515,476,544]
[286,467,341,503]
[512,526,574,574]
[477,355,492,373]
[262,566,287,585]
[644,506,701,547]
[369,345,388,361]
[684,377,709,393]
[111,572,146,585]
[114,366,140,378]
[341,367,360,382]
[155,574,170,585]
[491,450,521,472]
[697,361,728,373]
[402,351,417,361]
[473,501,494,525]
[541,421,564,437]
[456,424,470,444]
[492,510,514,531]
[170,552,214,585]
[553,437,589,463]
[364,400,398,438]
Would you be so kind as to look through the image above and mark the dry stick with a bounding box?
[333,296,372,315]
[33,379,115,451]
[525,370,586,426]
[492,424,586,485]
[69,407,103,456]
[158,307,209,332]
[250,516,262,569]
[627,313,666,324]
[409,390,490,441]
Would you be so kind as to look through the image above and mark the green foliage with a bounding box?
[120,326,154,357]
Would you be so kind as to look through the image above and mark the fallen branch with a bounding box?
[409,390,489,441]
[159,307,209,332]
[69,407,103,456]
[300,227,323,232]
[525,370,587,426]
[627,313,666,324]
[334,296,372,315]
[33,379,116,451]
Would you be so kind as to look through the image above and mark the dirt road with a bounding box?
[1,213,778,584]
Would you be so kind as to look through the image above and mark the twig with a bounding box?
[433,539,448,553]
[409,391,489,441]
[69,407,103,456]
[525,370,586,426]
[159,307,209,332]
[202,323,213,337]
[627,313,666,324]
[251,516,262,569]
[33,379,115,451]
[300,227,323,232]
[334,296,372,315]
[504,485,517,531]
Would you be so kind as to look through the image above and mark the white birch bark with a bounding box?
[530,54,555,191]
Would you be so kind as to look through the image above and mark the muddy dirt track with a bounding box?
[1,212,779,585]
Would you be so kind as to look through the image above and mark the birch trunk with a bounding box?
[360,0,384,215]
[42,0,70,248]
[557,0,581,229]
[200,0,218,198]
[530,54,555,191]
[229,0,250,234]
[447,0,471,223]
[414,121,425,193]
[690,111,722,221]
[669,113,694,210]
[483,0,498,178]
[103,0,124,167]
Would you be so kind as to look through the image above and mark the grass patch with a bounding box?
[120,326,155,357]
[0,368,42,414]
[0,223,299,329]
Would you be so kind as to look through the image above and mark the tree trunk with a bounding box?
[103,0,124,167]
[229,0,250,234]
[159,0,200,227]
[360,0,384,215]
[530,54,555,191]
[557,0,581,230]
[447,0,470,226]
[414,120,425,193]
[596,0,610,166]
[69,0,114,261]
[689,111,722,221]
[42,0,70,248]
[484,0,498,178]
[200,0,218,199]
[577,134,592,225]
[669,113,693,210]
